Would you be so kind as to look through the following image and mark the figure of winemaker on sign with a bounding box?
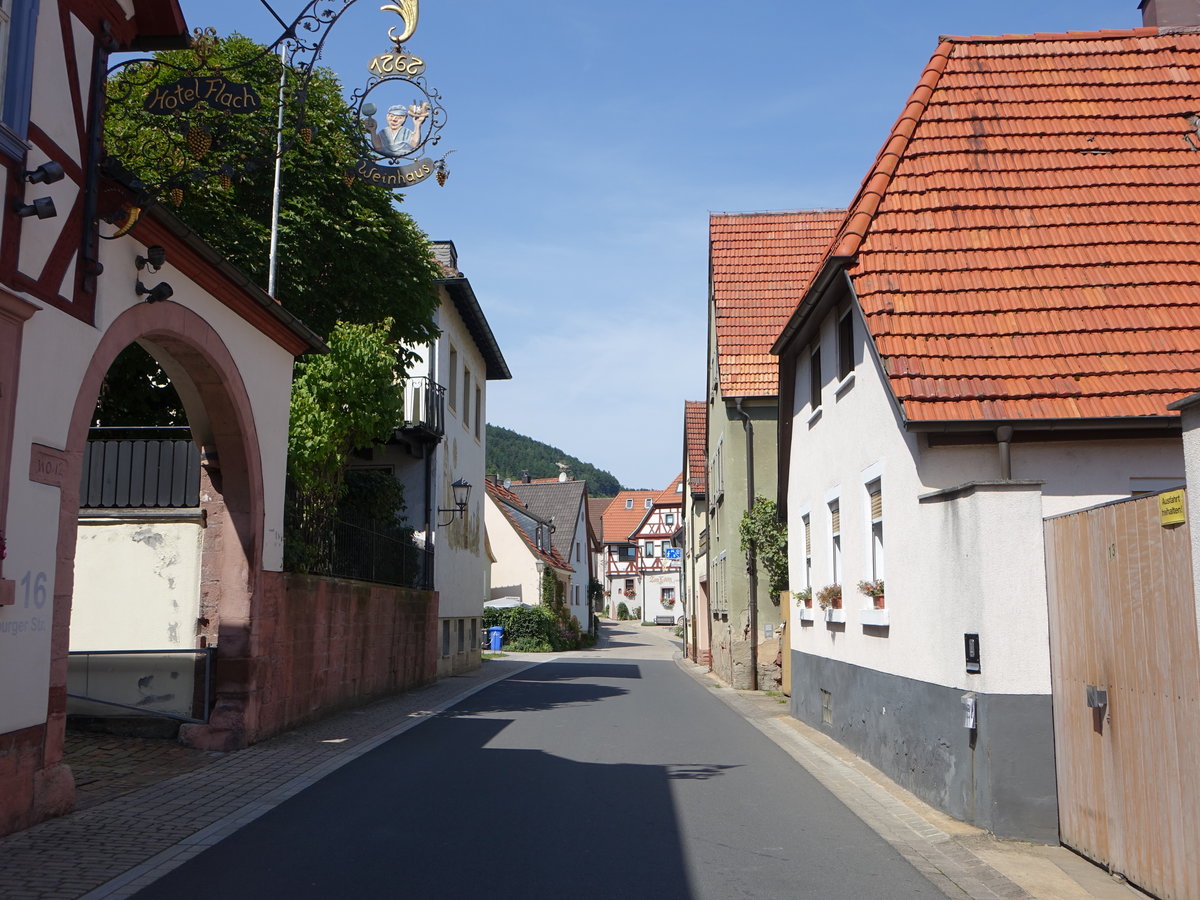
[366,101,431,157]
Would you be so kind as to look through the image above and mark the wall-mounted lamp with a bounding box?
[14,197,57,219]
[437,478,472,526]
[136,244,166,272]
[136,280,174,303]
[19,161,65,185]
[135,245,171,302]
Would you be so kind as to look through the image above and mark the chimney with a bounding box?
[1141,0,1200,28]
[430,240,460,276]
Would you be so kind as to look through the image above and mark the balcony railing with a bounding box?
[399,376,445,440]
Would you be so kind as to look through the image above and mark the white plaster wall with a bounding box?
[644,571,683,620]
[70,519,203,650]
[67,518,204,719]
[785,301,1186,697]
[484,495,539,603]
[433,292,488,619]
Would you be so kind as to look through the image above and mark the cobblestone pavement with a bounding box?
[0,624,1143,900]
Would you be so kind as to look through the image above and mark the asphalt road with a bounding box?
[131,624,941,899]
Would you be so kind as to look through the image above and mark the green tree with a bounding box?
[284,319,404,571]
[103,33,442,345]
[287,318,403,505]
[739,496,789,597]
[485,425,623,496]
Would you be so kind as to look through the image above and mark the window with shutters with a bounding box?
[802,513,812,589]
[829,498,841,585]
[868,479,884,582]
[462,367,471,429]
[448,346,458,411]
[474,385,482,438]
[809,346,823,411]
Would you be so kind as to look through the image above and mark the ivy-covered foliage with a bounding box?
[739,495,790,597]
[287,319,403,506]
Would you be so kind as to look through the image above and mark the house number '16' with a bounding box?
[20,571,47,608]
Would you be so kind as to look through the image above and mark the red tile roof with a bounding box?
[602,491,659,543]
[781,27,1200,422]
[684,401,707,493]
[712,210,846,398]
[654,473,684,507]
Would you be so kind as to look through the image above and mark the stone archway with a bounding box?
[43,302,266,807]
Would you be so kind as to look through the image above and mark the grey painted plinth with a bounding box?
[789,650,1059,843]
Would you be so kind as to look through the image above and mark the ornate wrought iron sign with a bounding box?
[99,0,452,234]
[346,6,450,189]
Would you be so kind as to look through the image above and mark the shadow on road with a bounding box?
[511,661,643,681]
[134,713,703,900]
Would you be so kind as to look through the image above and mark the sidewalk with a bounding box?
[0,659,536,900]
[0,624,1142,900]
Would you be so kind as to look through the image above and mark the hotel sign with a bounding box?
[144,76,261,115]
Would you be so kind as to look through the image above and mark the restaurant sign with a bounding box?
[347,3,450,190]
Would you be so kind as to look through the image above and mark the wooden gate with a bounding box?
[1044,493,1200,900]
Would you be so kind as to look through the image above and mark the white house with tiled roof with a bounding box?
[509,477,593,626]
[484,479,573,611]
[773,15,1199,846]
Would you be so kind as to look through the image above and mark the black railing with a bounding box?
[285,494,431,589]
[328,517,432,588]
[400,376,445,438]
[81,428,200,509]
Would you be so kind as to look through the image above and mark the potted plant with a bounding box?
[858,579,885,609]
[623,587,637,599]
[816,584,842,610]
[794,586,812,608]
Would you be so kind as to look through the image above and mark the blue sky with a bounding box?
[179,0,1140,490]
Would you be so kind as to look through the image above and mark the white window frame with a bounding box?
[827,492,841,586]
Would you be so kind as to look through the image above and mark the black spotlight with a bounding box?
[14,197,57,219]
[136,245,166,271]
[22,161,65,184]
[136,281,174,303]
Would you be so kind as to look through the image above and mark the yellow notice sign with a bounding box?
[1160,489,1187,526]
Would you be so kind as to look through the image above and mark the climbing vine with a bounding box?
[739,495,789,597]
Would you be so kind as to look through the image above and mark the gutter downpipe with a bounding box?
[996,425,1014,480]
[735,398,758,691]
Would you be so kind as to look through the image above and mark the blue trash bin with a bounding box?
[487,626,504,651]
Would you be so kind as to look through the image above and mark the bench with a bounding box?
[654,615,676,626]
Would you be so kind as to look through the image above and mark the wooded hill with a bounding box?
[486,425,623,497]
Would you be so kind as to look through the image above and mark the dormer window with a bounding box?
[625,498,633,509]
[645,498,652,509]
